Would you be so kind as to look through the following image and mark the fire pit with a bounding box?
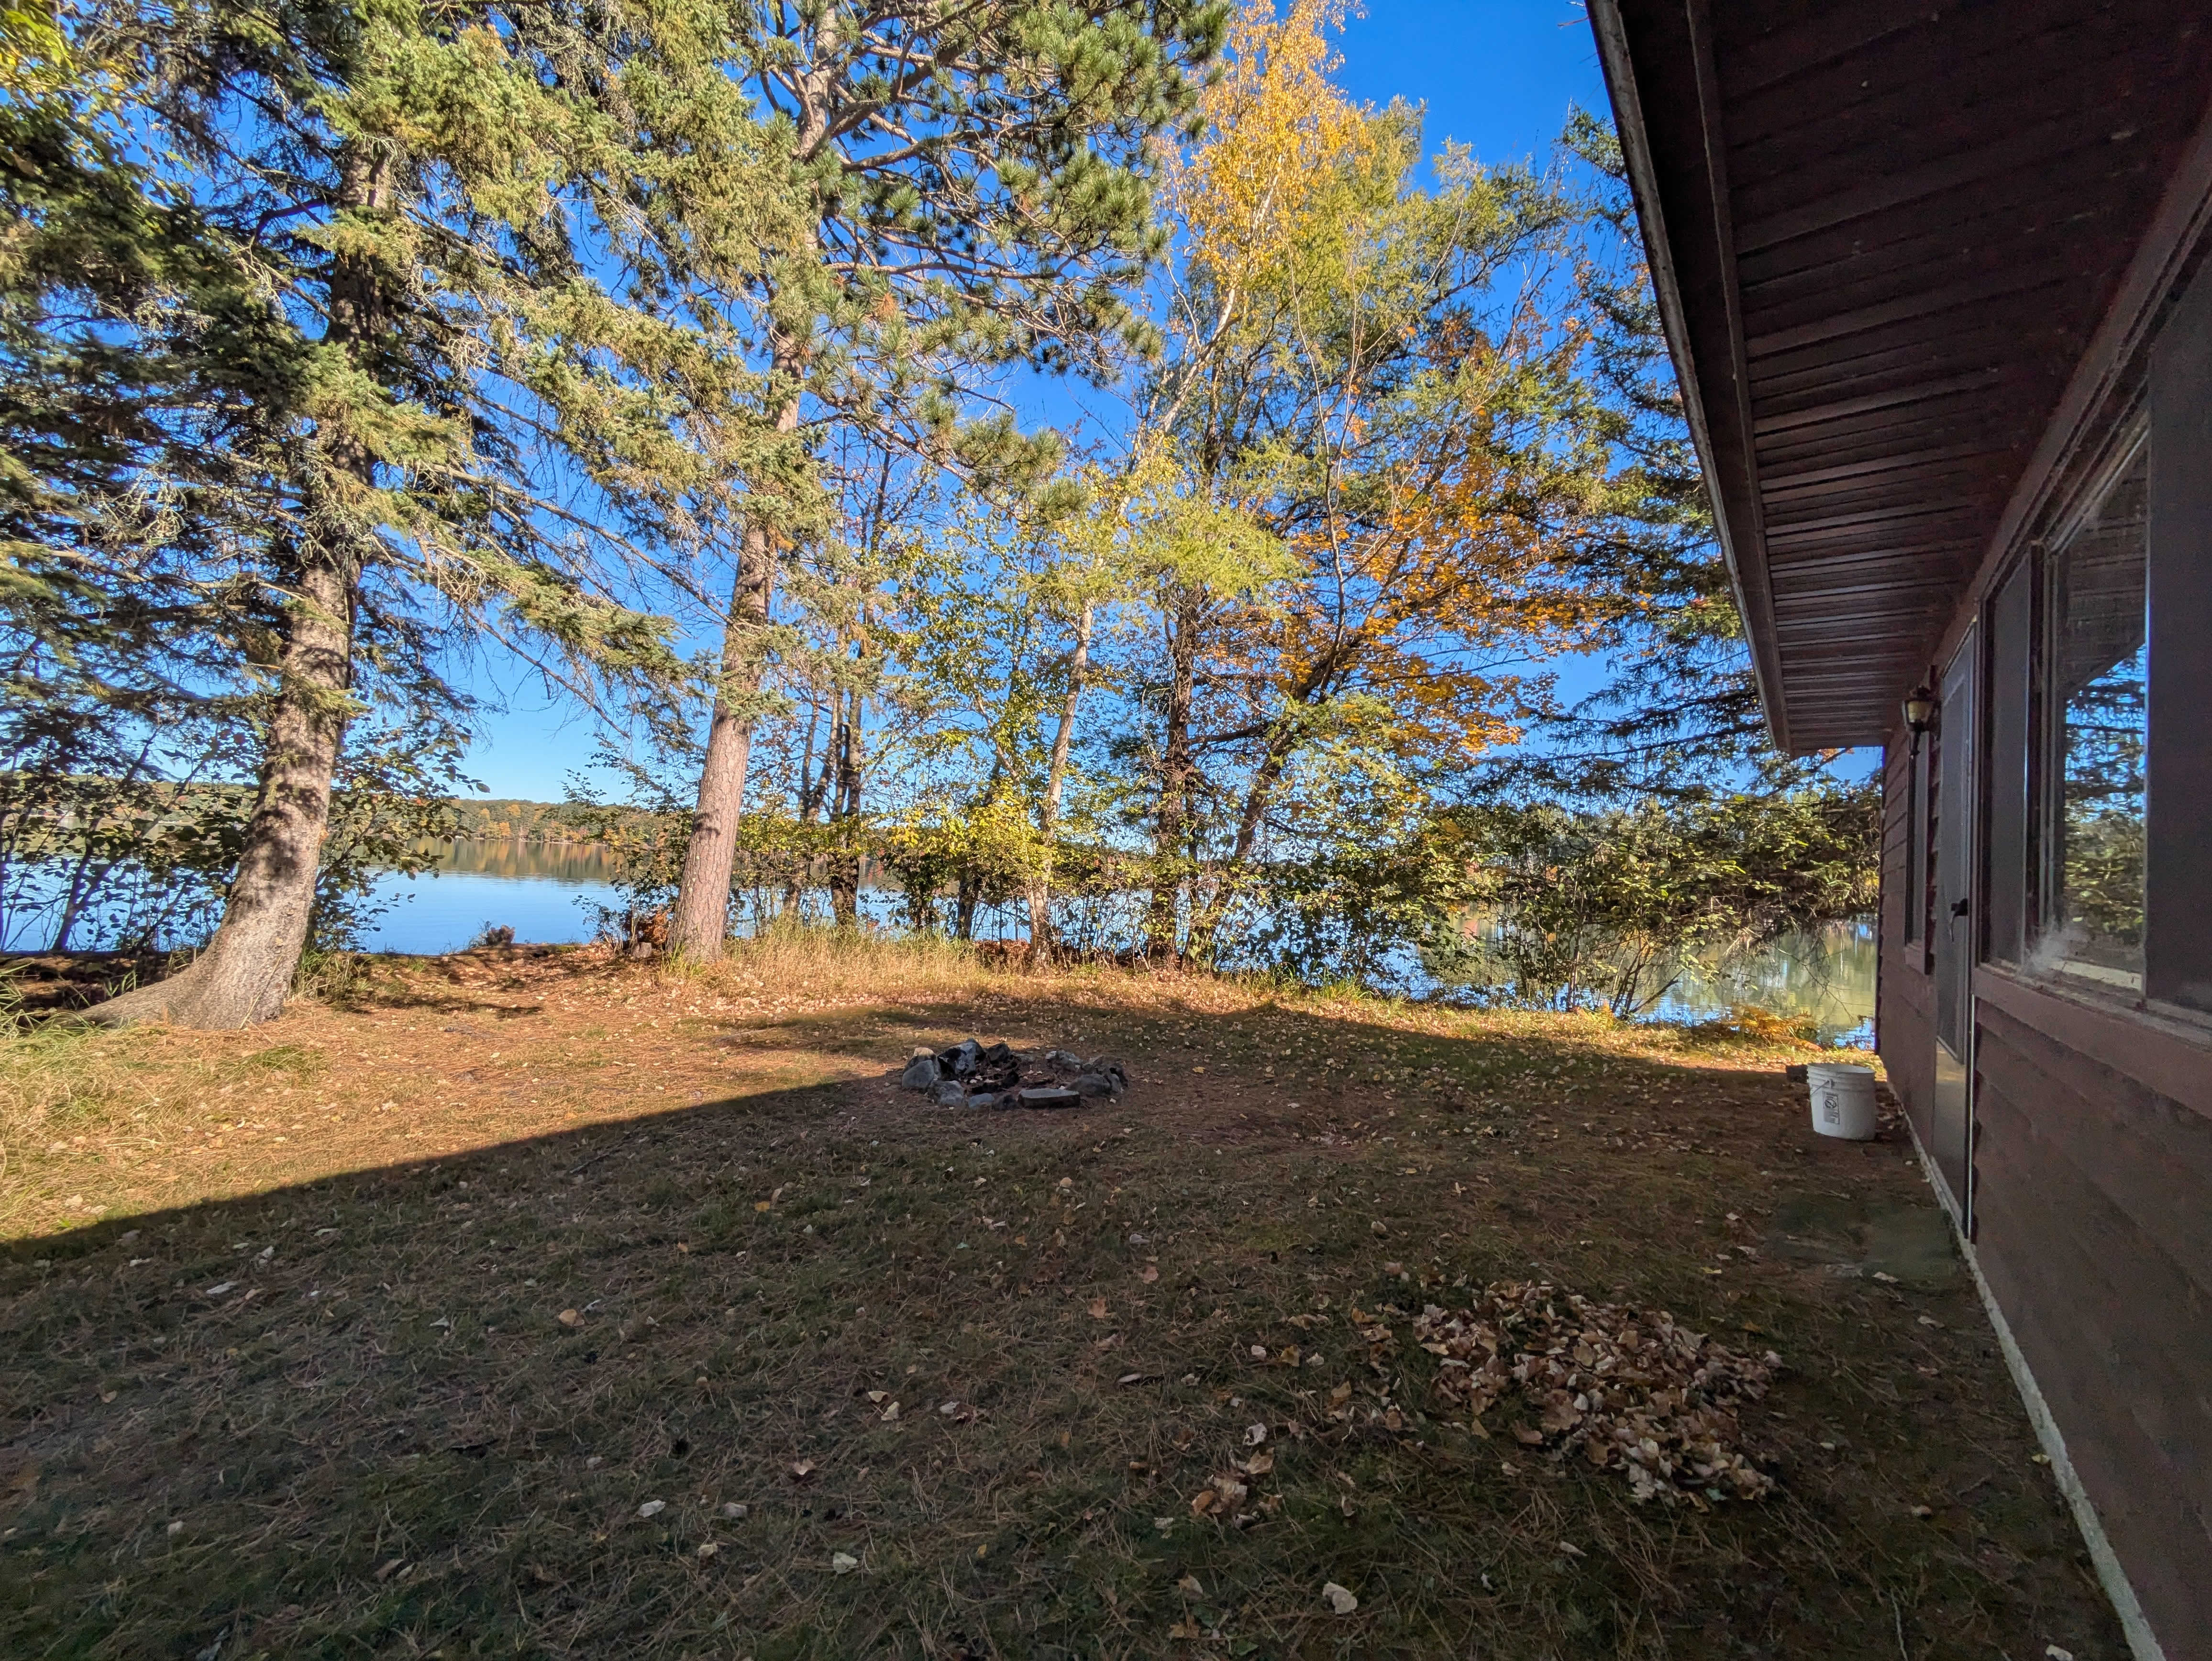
[897,1040,1127,1110]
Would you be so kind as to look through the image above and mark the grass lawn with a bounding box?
[0,940,2122,1658]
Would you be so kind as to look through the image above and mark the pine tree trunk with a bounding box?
[667,505,780,959]
[94,145,385,1028]
[94,551,355,1026]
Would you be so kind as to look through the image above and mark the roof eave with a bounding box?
[1588,0,1799,754]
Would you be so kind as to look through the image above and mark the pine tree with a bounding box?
[663,0,1228,958]
[29,0,796,1025]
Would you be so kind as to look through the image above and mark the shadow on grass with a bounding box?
[0,990,2120,1661]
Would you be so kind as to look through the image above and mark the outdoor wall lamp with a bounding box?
[1902,685,1936,736]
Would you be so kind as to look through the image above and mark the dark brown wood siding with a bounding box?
[1969,976,2212,1655]
[1877,736,1934,1139]
[1883,725,2212,1654]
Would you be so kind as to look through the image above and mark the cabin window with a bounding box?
[2040,438,2148,992]
[1982,558,2033,965]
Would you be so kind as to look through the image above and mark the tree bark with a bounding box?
[667,494,784,958]
[94,145,386,1028]
[92,550,356,1027]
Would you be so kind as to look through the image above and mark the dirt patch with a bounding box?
[0,951,2122,1658]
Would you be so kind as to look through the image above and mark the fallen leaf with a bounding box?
[880,1401,900,1422]
[790,1460,817,1481]
[1241,1451,1275,1476]
[831,1551,859,1575]
[1139,1265,1159,1284]
[638,1500,666,1519]
[1177,1573,1203,1595]
[696,1541,718,1559]
[719,1502,747,1519]
[558,1308,582,1328]
[1557,1539,1585,1558]
[1322,1581,1359,1616]
[1189,1489,1217,1516]
[1244,1422,1267,1446]
[1088,1297,1109,1320]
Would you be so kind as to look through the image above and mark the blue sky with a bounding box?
[457,2,1611,802]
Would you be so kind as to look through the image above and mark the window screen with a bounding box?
[2043,443,2147,991]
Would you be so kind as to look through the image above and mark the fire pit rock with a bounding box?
[895,1038,1129,1109]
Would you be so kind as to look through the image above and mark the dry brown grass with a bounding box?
[0,949,2123,1658]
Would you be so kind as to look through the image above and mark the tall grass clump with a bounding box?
[0,972,126,1163]
[683,919,1004,1001]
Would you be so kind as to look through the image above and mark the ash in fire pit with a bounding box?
[897,1040,1127,1110]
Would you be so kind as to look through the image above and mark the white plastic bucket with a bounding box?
[1807,1063,1879,1141]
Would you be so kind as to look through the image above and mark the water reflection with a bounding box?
[1649,922,1877,1046]
[359,845,1878,1045]
[423,839,625,883]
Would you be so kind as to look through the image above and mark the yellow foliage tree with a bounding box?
[1127,0,1630,963]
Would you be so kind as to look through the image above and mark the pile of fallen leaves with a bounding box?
[1402,1282,1782,1505]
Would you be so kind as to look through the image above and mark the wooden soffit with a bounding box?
[1590,0,2212,752]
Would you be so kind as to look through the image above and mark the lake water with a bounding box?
[361,843,1877,1044]
[358,849,623,955]
[359,842,626,953]
[7,841,1874,1042]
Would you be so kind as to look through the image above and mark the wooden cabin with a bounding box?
[1590,5,2212,1656]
